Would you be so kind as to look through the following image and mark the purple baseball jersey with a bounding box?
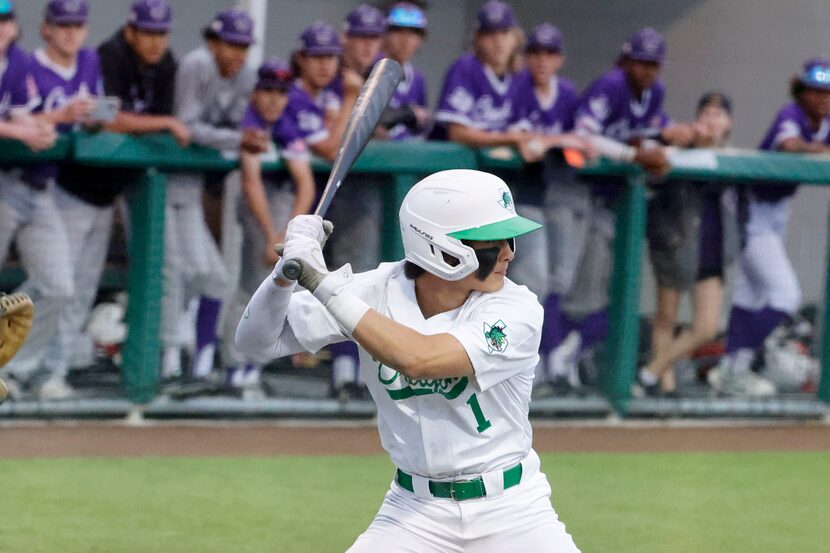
[0,44,37,119]
[507,70,578,134]
[284,81,338,146]
[24,47,102,189]
[388,62,427,140]
[30,47,103,132]
[240,104,309,162]
[756,101,830,201]
[435,53,516,132]
[575,67,668,144]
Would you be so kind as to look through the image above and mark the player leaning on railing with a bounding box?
[237,170,581,552]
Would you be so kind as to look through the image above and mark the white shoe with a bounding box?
[547,331,582,388]
[161,347,182,380]
[191,343,217,378]
[38,375,75,401]
[710,351,776,397]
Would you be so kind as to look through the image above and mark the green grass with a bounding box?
[1,452,827,553]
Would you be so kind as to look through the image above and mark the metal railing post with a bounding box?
[121,169,166,403]
[603,173,648,415]
[819,200,830,403]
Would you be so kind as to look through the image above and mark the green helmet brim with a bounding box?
[447,215,542,241]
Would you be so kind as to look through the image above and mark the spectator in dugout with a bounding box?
[37,0,188,397]
[433,0,528,150]
[376,1,431,141]
[6,0,114,400]
[285,21,362,162]
[638,92,741,397]
[340,3,386,79]
[536,28,700,393]
[0,0,61,401]
[160,8,265,384]
[221,59,315,392]
[708,59,830,397]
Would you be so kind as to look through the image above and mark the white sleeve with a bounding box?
[447,287,543,392]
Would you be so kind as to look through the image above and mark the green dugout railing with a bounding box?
[1,133,829,413]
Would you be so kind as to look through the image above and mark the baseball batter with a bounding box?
[236,170,579,552]
[161,8,260,381]
[2,0,105,400]
[709,59,830,397]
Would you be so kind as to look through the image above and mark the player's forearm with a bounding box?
[235,276,296,358]
[351,308,474,380]
[241,154,278,240]
[320,93,359,161]
[190,123,242,151]
[778,136,830,154]
[104,113,179,136]
[447,123,522,148]
[286,159,316,219]
[581,133,636,162]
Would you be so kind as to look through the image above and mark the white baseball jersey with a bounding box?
[285,261,542,478]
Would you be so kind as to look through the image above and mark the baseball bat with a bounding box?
[281,58,404,281]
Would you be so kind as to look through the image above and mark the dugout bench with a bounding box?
[1,133,829,416]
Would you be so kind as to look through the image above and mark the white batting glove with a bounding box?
[272,215,334,281]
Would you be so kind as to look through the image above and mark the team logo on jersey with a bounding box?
[447,86,474,114]
[483,320,508,353]
[589,95,609,122]
[497,189,514,213]
[377,362,468,401]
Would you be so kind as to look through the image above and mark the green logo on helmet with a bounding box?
[497,189,514,213]
[483,320,508,353]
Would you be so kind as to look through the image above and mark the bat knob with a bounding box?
[282,259,303,281]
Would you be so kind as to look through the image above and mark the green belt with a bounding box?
[395,463,523,502]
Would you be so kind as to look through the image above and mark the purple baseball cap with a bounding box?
[128,0,172,33]
[298,22,342,56]
[620,27,666,63]
[799,58,830,91]
[256,58,292,91]
[343,4,386,37]
[527,23,563,52]
[387,2,427,31]
[475,1,516,32]
[44,0,89,25]
[207,8,255,46]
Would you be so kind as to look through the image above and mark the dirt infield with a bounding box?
[1,421,829,458]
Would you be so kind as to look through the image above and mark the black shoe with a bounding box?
[331,383,367,402]
[633,370,660,398]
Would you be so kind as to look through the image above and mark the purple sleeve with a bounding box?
[80,49,104,96]
[240,104,268,131]
[415,69,428,108]
[506,71,533,131]
[435,57,477,127]
[575,76,619,135]
[7,46,36,111]
[273,116,310,161]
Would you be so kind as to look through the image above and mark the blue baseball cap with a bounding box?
[527,23,563,52]
[475,1,516,32]
[621,27,666,63]
[45,0,89,25]
[343,4,386,37]
[799,58,830,91]
[256,58,292,91]
[298,21,342,55]
[387,3,427,31]
[207,8,255,45]
[128,0,172,33]
[0,0,14,18]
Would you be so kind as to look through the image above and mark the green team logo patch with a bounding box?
[497,189,515,213]
[377,362,468,401]
[483,320,508,353]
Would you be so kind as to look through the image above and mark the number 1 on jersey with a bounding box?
[466,394,492,433]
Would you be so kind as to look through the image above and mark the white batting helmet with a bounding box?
[399,169,541,281]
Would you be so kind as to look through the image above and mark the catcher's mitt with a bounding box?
[0,292,34,368]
